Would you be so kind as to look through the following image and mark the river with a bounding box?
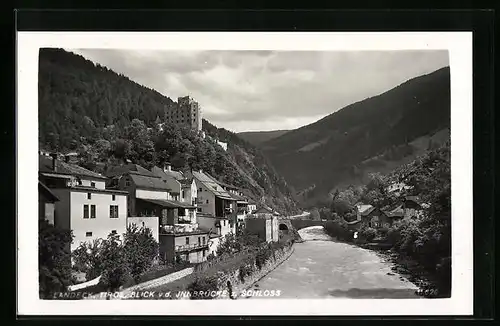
[244,226,420,299]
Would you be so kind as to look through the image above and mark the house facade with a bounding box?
[197,213,233,255]
[247,201,257,214]
[346,204,393,230]
[39,180,59,224]
[159,230,209,264]
[245,215,279,243]
[39,154,128,252]
[191,170,237,222]
[106,163,208,264]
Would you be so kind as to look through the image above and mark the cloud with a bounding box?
[69,49,449,132]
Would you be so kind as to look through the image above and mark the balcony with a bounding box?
[175,243,208,252]
[177,215,195,224]
[160,223,200,234]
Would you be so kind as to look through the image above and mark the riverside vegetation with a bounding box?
[319,141,451,298]
[135,231,295,300]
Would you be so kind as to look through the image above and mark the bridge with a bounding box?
[277,215,325,239]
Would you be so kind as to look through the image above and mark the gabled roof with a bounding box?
[217,180,239,190]
[356,204,375,216]
[138,198,196,209]
[230,192,248,203]
[152,166,184,181]
[404,196,421,203]
[105,163,155,178]
[39,155,107,180]
[129,173,171,191]
[384,204,405,218]
[192,170,234,200]
[38,180,59,202]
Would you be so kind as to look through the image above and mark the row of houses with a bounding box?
[345,196,426,230]
[38,152,276,268]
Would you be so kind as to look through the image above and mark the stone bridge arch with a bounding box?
[276,218,326,241]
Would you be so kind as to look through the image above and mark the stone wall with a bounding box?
[213,244,294,299]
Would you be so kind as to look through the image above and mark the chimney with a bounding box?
[50,153,58,172]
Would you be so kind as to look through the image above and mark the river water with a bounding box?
[244,226,420,299]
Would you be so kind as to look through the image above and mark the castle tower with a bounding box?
[164,95,202,132]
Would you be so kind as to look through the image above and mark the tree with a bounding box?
[331,199,353,216]
[123,224,159,282]
[39,219,74,299]
[72,238,105,280]
[309,208,321,221]
[99,233,131,292]
[111,139,131,159]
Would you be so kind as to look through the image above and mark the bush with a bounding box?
[359,226,377,242]
[123,224,159,282]
[239,257,256,282]
[377,227,390,239]
[39,219,74,299]
[255,245,273,270]
[324,219,351,241]
[188,274,220,300]
[386,225,402,246]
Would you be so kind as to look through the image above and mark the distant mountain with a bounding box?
[38,48,300,215]
[237,130,290,146]
[260,67,451,207]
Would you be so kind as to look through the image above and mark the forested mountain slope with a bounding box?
[260,66,451,206]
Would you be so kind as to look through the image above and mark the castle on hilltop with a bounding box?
[164,96,202,132]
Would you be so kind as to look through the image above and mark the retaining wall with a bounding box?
[214,244,294,299]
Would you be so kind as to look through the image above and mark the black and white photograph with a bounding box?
[17,32,473,315]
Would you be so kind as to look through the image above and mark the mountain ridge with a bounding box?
[259,66,451,206]
[237,130,290,146]
[38,48,300,215]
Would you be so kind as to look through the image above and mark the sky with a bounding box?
[70,49,449,133]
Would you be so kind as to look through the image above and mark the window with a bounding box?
[197,208,202,212]
[87,193,92,199]
[83,205,89,219]
[186,237,190,244]
[86,232,92,237]
[181,190,185,199]
[91,182,96,188]
[203,249,206,257]
[90,205,96,219]
[125,178,131,187]
[206,199,209,204]
[110,205,119,218]
[198,237,201,245]
[202,237,206,245]
[199,188,202,192]
[112,194,116,201]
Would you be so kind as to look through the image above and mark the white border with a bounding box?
[17,32,473,316]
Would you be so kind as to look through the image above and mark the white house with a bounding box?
[39,154,128,252]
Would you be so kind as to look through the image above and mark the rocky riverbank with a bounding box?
[371,248,449,298]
